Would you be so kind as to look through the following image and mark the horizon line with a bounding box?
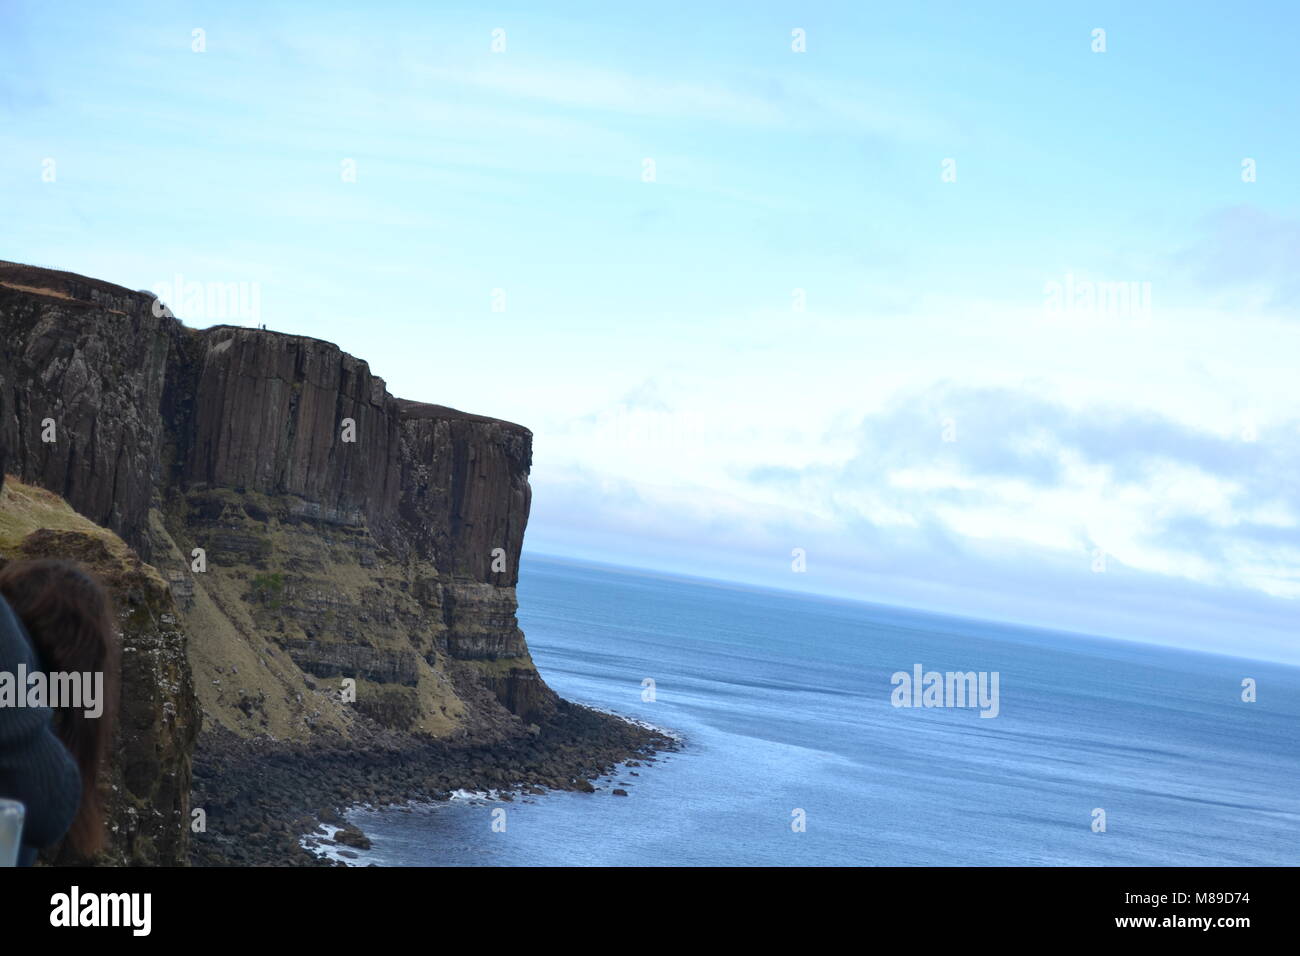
[520,547,1300,670]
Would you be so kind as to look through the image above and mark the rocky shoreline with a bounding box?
[189,699,677,866]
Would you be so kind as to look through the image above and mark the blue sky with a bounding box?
[3,1,1299,661]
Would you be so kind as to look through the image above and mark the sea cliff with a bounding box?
[0,261,669,865]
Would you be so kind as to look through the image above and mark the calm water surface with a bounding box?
[332,556,1300,866]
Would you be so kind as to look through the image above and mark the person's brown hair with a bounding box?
[0,559,120,857]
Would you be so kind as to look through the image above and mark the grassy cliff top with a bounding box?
[0,477,163,588]
[0,260,143,304]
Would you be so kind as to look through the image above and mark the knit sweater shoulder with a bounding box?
[0,595,82,865]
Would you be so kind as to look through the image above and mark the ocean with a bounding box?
[330,555,1300,866]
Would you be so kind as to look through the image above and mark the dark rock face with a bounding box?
[169,329,534,588]
[281,639,422,686]
[0,261,561,860]
[0,263,534,587]
[0,261,551,718]
[397,401,533,584]
[0,267,174,556]
[179,326,404,537]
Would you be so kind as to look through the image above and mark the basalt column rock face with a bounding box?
[0,260,556,760]
[397,402,550,720]
[397,402,532,652]
[164,328,555,728]
[179,327,404,538]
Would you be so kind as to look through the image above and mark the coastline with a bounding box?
[189,699,678,866]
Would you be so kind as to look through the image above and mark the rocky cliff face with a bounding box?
[0,265,173,554]
[0,261,558,858]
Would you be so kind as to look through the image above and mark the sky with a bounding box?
[2,1,1298,662]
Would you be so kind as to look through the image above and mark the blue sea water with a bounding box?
[338,555,1300,866]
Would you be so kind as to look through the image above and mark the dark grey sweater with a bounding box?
[0,594,81,866]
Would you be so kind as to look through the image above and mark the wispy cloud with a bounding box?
[744,383,1300,597]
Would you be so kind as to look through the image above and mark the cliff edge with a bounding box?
[0,261,637,863]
